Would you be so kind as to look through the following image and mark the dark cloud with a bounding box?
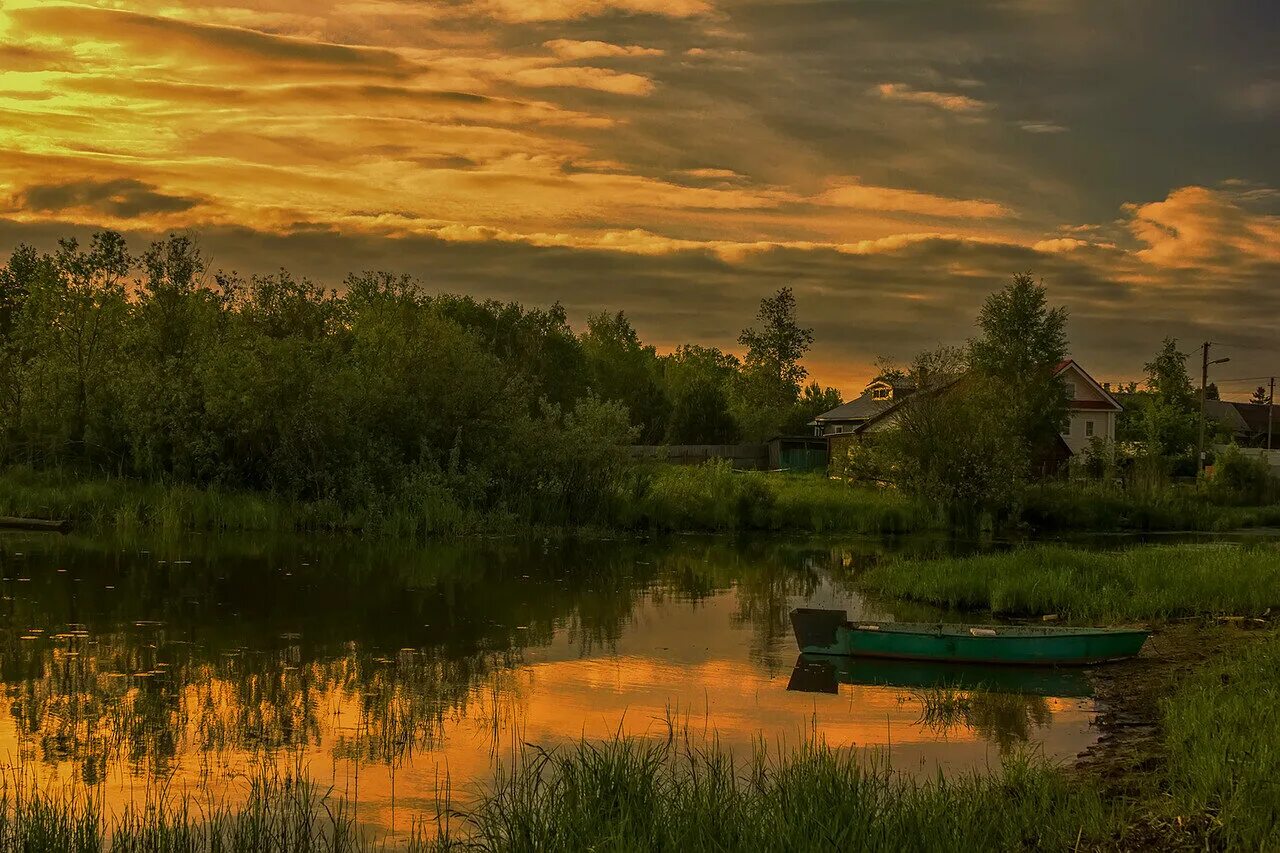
[16,180,202,218]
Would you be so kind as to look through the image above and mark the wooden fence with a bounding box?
[628,444,770,470]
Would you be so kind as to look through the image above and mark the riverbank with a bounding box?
[5,464,1280,538]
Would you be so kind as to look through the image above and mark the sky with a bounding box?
[1,0,1277,396]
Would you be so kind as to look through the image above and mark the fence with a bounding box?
[628,444,770,470]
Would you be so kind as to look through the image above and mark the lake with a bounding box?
[0,531,1099,837]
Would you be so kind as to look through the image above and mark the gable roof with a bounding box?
[812,391,893,423]
[1053,359,1123,412]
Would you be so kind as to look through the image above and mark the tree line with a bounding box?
[0,231,840,523]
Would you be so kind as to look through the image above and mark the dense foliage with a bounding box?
[0,232,841,526]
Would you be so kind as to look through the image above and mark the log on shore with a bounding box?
[0,516,70,533]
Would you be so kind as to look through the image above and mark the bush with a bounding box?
[1212,445,1277,504]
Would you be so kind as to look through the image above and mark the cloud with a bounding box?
[1020,122,1067,133]
[14,179,203,218]
[544,39,664,59]
[1125,186,1280,271]
[510,66,656,96]
[818,181,1012,219]
[873,83,990,113]
[12,5,421,80]
[474,0,711,22]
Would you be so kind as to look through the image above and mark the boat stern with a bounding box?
[790,608,848,654]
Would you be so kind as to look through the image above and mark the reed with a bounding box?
[858,543,1280,621]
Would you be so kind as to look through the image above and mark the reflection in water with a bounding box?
[0,531,1097,834]
[788,655,1081,754]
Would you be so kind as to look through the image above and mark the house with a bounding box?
[809,378,914,436]
[819,358,1121,463]
[1054,359,1123,454]
[1205,399,1276,447]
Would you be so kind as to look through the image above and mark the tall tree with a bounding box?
[1250,386,1271,406]
[735,287,814,440]
[1143,337,1194,409]
[968,273,1069,451]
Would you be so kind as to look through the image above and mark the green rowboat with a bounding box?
[790,608,1148,666]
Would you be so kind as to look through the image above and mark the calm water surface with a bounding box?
[0,531,1098,835]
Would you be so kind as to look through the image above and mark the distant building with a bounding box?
[1205,399,1276,447]
[815,358,1121,464]
[809,378,915,436]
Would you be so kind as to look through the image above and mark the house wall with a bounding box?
[1062,410,1114,455]
[1059,363,1119,455]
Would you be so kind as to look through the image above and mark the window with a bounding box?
[834,425,844,434]
[1063,418,1071,436]
[871,386,891,400]
[1064,381,1076,400]
[1085,420,1095,437]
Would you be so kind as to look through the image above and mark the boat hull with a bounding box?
[790,608,1148,666]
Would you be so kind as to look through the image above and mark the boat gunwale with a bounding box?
[842,620,1149,640]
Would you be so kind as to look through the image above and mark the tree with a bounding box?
[882,358,1025,526]
[735,287,814,440]
[1205,382,1220,401]
[968,273,1069,453]
[663,345,740,444]
[1251,386,1271,406]
[783,381,842,435]
[737,287,814,390]
[1143,338,1194,409]
[580,311,669,443]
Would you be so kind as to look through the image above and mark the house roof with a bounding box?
[812,390,895,423]
[852,376,965,434]
[1206,400,1274,435]
[1053,359,1124,412]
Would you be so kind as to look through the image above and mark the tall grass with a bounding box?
[621,462,937,534]
[428,737,1114,852]
[858,544,1280,621]
[1023,482,1280,532]
[0,770,374,852]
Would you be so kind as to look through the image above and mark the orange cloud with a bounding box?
[544,39,665,59]
[511,66,656,96]
[873,83,990,113]
[1126,186,1280,270]
[818,181,1012,219]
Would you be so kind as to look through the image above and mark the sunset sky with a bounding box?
[1,0,1277,394]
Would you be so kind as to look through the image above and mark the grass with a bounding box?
[0,462,938,537]
[1161,633,1280,849]
[858,543,1280,621]
[426,737,1113,853]
[1023,481,1280,533]
[620,462,937,534]
[0,770,371,852]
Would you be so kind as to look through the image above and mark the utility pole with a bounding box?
[1269,376,1275,452]
[1197,342,1230,477]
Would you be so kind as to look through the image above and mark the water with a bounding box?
[0,531,1097,835]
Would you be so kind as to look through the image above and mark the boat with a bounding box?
[786,654,1093,697]
[790,608,1148,666]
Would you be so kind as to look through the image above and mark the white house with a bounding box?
[816,357,1122,463]
[1053,359,1122,454]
